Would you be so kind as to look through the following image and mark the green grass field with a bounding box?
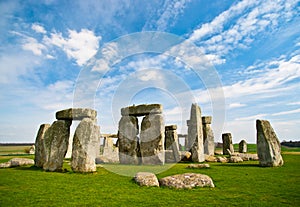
[0,146,299,206]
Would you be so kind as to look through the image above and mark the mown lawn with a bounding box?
[0,152,299,206]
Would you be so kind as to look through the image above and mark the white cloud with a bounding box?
[31,23,46,34]
[22,36,46,56]
[44,29,101,66]
[235,113,267,121]
[287,102,300,106]
[272,108,300,116]
[229,103,246,108]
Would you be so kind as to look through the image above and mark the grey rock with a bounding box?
[0,162,11,168]
[34,124,50,168]
[217,157,228,163]
[187,103,204,162]
[102,137,119,163]
[165,125,180,163]
[140,114,165,165]
[121,104,162,116]
[72,118,100,172]
[29,145,35,155]
[134,172,159,187]
[205,155,218,162]
[222,133,234,155]
[118,115,139,164]
[10,158,34,167]
[229,156,243,163]
[256,120,284,167]
[239,140,247,153]
[159,173,215,189]
[202,116,215,156]
[43,120,71,172]
[187,164,210,169]
[56,108,97,120]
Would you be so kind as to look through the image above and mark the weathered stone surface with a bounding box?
[43,120,71,172]
[29,145,35,155]
[256,120,284,167]
[179,151,192,161]
[118,116,139,164]
[134,172,159,187]
[202,116,215,156]
[187,163,210,169]
[164,125,180,163]
[72,118,100,172]
[187,103,204,162]
[102,137,119,163]
[34,124,51,168]
[234,153,259,161]
[140,114,165,165]
[222,133,234,155]
[121,104,162,116]
[239,140,247,153]
[1,158,35,168]
[10,158,34,167]
[217,157,228,163]
[229,156,243,163]
[202,116,212,124]
[56,108,97,120]
[205,155,218,162]
[159,173,214,189]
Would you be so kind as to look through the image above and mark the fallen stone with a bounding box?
[256,120,284,167]
[121,104,162,116]
[187,164,210,169]
[0,158,35,168]
[134,172,159,187]
[234,153,259,161]
[159,173,214,189]
[229,156,243,163]
[72,118,100,172]
[34,124,51,168]
[56,108,97,120]
[180,151,192,162]
[205,155,218,162]
[0,162,11,168]
[217,157,228,163]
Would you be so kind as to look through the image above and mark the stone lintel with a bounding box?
[202,116,212,124]
[121,104,162,116]
[165,125,177,130]
[56,108,97,120]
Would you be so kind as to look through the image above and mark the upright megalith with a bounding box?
[140,114,165,165]
[34,124,51,168]
[239,140,247,153]
[165,125,180,163]
[187,103,204,162]
[72,118,100,172]
[43,120,72,171]
[256,120,283,167]
[118,104,165,165]
[118,115,139,164]
[222,133,234,155]
[202,116,215,156]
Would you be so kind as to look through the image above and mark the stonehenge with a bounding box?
[165,125,180,163]
[202,116,215,156]
[256,120,284,167]
[118,104,165,165]
[222,133,234,155]
[239,140,247,153]
[34,108,100,172]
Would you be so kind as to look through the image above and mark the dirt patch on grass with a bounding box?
[282,152,300,155]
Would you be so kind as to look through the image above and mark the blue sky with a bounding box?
[0,0,299,144]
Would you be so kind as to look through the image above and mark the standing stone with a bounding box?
[43,120,71,171]
[202,116,215,156]
[140,114,165,165]
[118,116,139,164]
[187,103,204,162]
[256,120,284,167]
[239,140,247,153]
[165,125,180,163]
[34,124,51,168]
[71,118,100,172]
[222,133,234,155]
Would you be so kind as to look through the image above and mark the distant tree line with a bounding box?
[281,141,300,147]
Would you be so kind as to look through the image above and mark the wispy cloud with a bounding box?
[272,108,300,116]
[31,23,46,34]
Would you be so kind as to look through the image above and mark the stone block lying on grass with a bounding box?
[159,173,214,189]
[134,172,159,187]
[187,164,210,169]
[0,158,34,168]
[228,156,243,163]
